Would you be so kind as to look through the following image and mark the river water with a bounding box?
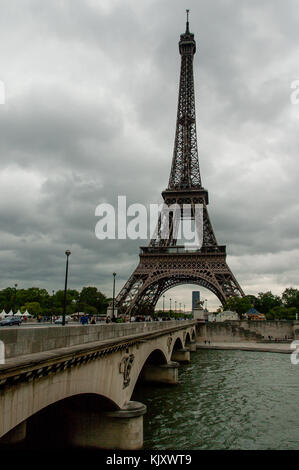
[132,349,299,450]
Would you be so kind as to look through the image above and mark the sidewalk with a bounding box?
[196,341,293,354]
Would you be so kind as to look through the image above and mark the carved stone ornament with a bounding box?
[119,354,135,389]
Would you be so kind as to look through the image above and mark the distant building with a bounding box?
[207,310,238,322]
[244,308,266,321]
[208,313,217,322]
[192,291,201,313]
[217,310,239,321]
[193,308,207,322]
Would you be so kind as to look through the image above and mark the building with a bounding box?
[245,308,266,321]
[193,308,207,322]
[217,310,239,321]
[192,291,201,313]
[208,310,239,322]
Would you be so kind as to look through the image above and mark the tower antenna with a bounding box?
[186,9,190,32]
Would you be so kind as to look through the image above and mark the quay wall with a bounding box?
[197,320,298,343]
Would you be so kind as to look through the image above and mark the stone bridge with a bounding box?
[0,320,197,449]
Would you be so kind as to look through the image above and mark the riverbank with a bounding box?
[196,341,293,354]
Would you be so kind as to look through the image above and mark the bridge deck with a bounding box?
[0,320,196,387]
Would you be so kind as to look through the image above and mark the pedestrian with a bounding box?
[80,314,88,325]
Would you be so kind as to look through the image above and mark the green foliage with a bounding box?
[223,296,253,316]
[154,309,187,319]
[78,287,108,315]
[22,302,41,317]
[255,291,282,313]
[266,306,297,320]
[282,288,299,310]
[0,286,108,317]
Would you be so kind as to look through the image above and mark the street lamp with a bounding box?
[112,272,116,320]
[62,250,71,326]
[13,283,18,315]
[163,295,165,313]
[175,300,177,313]
[51,290,55,323]
[170,298,172,313]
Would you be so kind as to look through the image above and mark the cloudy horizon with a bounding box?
[0,0,299,311]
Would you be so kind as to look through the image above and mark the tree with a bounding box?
[53,289,79,315]
[78,287,108,315]
[256,291,282,313]
[282,288,299,310]
[0,288,15,311]
[223,296,253,317]
[22,302,41,317]
[267,306,297,321]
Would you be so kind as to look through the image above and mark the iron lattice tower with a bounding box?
[115,13,244,315]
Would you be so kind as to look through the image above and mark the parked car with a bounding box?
[0,317,22,326]
[54,316,69,324]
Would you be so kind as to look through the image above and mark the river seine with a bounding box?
[132,349,299,450]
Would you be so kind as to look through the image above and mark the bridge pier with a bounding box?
[172,348,190,363]
[66,401,146,450]
[0,420,27,446]
[189,341,197,352]
[142,361,179,385]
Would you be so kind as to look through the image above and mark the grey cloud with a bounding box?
[0,0,298,311]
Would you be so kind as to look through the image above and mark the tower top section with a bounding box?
[168,11,201,190]
[179,9,196,55]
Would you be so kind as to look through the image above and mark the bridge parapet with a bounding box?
[0,320,195,360]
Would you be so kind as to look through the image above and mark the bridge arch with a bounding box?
[22,392,119,448]
[171,337,184,359]
[185,332,191,346]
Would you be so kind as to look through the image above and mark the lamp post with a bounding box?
[51,290,55,324]
[175,300,177,314]
[112,272,116,320]
[205,299,208,311]
[163,295,165,313]
[62,250,71,326]
[13,283,18,315]
[179,302,181,314]
[169,298,172,314]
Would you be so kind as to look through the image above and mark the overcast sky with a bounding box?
[0,0,299,311]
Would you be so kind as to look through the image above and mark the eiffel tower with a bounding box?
[116,12,244,316]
